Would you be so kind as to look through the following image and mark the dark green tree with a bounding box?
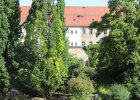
[0,1,10,96]
[90,0,140,99]
[2,0,21,83]
[84,44,100,67]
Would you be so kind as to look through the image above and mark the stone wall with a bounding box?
[68,46,89,65]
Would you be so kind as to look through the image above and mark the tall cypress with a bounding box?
[57,0,69,66]
[15,0,68,98]
[0,1,10,96]
[2,0,21,79]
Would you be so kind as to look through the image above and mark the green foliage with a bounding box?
[56,55,85,94]
[2,0,21,73]
[0,0,21,94]
[98,96,102,100]
[84,44,100,67]
[98,86,109,95]
[0,4,10,95]
[67,55,85,78]
[68,77,94,100]
[97,86,109,100]
[90,0,140,99]
[0,56,10,95]
[107,84,130,100]
[15,0,68,98]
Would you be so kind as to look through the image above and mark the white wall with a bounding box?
[66,27,81,46]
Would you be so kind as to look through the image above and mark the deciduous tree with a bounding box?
[90,0,140,99]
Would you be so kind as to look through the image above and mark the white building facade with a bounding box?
[20,6,110,65]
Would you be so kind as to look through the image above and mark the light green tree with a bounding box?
[16,0,68,99]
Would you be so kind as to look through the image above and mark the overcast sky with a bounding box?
[19,0,109,6]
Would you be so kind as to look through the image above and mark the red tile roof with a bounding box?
[20,6,109,26]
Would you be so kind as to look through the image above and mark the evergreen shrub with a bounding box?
[108,84,130,100]
[68,77,94,100]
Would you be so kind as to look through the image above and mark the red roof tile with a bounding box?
[20,6,109,26]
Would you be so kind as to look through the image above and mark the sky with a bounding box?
[19,0,109,6]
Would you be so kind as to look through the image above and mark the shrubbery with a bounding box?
[68,77,94,100]
[67,55,85,78]
[107,84,130,100]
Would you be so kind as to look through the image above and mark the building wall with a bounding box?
[66,27,81,46]
[66,27,110,46]
[68,47,89,63]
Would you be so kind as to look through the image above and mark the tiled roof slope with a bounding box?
[20,6,109,26]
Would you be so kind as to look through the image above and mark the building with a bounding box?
[20,6,109,65]
[65,6,109,46]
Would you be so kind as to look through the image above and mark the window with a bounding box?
[104,30,107,34]
[67,30,70,34]
[75,30,77,34]
[82,29,86,35]
[89,42,93,45]
[82,42,85,46]
[89,29,93,35]
[71,30,73,34]
[71,42,73,46]
[75,42,77,46]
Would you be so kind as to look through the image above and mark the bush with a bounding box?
[56,55,85,94]
[84,44,100,68]
[98,96,102,100]
[67,55,85,78]
[97,86,109,100]
[68,77,94,100]
[108,84,130,100]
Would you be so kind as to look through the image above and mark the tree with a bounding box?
[2,0,21,84]
[57,0,69,66]
[16,0,68,99]
[90,0,140,99]
[0,2,10,96]
[84,44,100,67]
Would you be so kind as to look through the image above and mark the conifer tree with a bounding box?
[16,0,68,98]
[0,1,10,96]
[57,0,69,66]
[2,0,21,80]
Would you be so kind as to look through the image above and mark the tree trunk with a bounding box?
[45,90,52,100]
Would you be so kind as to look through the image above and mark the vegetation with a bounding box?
[0,0,20,97]
[68,76,94,100]
[13,0,69,99]
[108,84,130,100]
[89,0,140,99]
[84,44,100,67]
[1,0,140,99]
[0,2,10,96]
